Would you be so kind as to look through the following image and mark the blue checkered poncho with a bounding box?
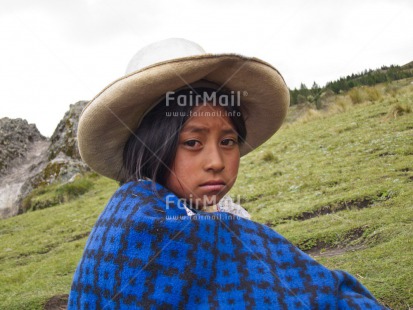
[68,180,387,309]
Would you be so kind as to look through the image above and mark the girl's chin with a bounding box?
[186,195,221,209]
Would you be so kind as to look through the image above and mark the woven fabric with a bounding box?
[68,180,387,309]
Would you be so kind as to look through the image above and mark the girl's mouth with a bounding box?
[199,180,226,192]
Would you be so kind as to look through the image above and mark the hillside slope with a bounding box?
[0,79,412,309]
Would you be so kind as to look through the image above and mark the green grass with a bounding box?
[0,80,412,309]
[231,81,413,309]
[0,176,118,310]
[22,175,95,212]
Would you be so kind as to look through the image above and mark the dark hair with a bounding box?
[119,87,247,185]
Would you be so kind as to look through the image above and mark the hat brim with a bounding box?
[78,53,290,180]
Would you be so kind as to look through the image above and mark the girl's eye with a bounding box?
[221,138,238,146]
[183,140,201,148]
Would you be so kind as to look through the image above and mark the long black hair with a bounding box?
[120,87,247,186]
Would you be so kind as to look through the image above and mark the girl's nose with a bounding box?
[204,145,225,172]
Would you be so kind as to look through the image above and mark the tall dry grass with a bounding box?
[386,103,412,119]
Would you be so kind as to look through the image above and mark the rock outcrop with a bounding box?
[0,101,90,219]
[0,118,46,175]
[48,101,86,161]
[0,118,49,218]
[27,101,89,189]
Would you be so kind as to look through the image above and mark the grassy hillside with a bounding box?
[0,79,412,309]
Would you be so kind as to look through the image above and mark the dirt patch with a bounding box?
[291,198,372,221]
[44,294,68,310]
[343,226,366,240]
[300,226,368,254]
[306,245,366,257]
[286,195,391,222]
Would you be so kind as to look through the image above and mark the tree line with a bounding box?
[290,63,413,106]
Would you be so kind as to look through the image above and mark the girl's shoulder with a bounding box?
[100,180,186,219]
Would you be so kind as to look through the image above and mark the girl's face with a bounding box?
[166,104,240,208]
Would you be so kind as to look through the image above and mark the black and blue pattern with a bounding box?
[68,180,387,309]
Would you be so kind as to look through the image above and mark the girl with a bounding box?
[68,38,387,309]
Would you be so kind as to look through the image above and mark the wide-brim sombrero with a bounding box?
[77,38,290,181]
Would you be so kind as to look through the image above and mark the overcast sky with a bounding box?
[1,0,412,137]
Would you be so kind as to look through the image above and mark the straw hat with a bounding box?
[78,38,289,180]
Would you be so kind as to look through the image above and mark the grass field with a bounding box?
[0,80,412,309]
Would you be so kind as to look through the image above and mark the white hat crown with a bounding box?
[125,38,206,74]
